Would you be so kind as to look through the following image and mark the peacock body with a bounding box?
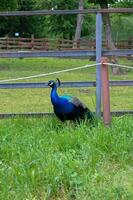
[48,79,94,123]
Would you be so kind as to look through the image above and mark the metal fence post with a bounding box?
[96,13,102,117]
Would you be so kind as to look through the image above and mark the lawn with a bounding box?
[0,58,133,200]
[0,57,133,113]
[0,116,133,200]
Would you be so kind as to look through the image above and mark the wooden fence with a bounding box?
[0,8,133,120]
[0,36,132,51]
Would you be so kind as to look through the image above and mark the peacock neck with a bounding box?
[51,85,60,105]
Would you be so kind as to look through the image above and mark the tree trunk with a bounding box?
[73,0,84,48]
[102,13,115,50]
[102,13,122,75]
[100,1,121,75]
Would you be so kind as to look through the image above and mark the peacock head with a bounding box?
[48,78,60,88]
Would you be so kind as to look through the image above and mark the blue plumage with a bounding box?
[48,79,94,123]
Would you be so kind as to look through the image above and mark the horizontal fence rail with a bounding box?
[0,81,95,88]
[0,37,132,51]
[0,81,133,89]
[0,8,133,17]
[0,111,133,119]
[0,49,133,58]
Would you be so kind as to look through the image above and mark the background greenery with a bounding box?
[0,57,133,113]
[0,0,132,40]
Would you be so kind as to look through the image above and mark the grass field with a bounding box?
[0,116,133,200]
[0,57,133,113]
[0,57,133,199]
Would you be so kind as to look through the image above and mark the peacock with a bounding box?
[48,78,94,123]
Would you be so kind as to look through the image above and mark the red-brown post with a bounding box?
[31,34,34,50]
[101,57,111,126]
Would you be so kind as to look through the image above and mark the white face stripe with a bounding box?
[49,82,53,86]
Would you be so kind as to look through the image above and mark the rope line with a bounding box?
[0,63,100,83]
[0,62,132,83]
[104,62,133,70]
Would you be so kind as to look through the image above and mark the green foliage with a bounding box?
[89,0,132,7]
[36,0,78,39]
[111,15,133,41]
[89,0,115,8]
[0,0,41,37]
[0,0,18,11]
[17,0,40,37]
[0,0,18,36]
[0,116,133,199]
[113,0,133,8]
[0,0,132,38]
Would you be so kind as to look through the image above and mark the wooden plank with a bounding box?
[111,111,133,116]
[110,80,133,86]
[0,50,96,57]
[0,82,96,88]
[0,81,133,89]
[103,49,133,56]
[33,46,49,50]
[0,43,130,49]
[0,112,53,119]
[9,37,31,41]
[0,111,133,119]
[0,45,32,49]
[0,49,132,58]
[0,37,132,50]
[0,8,133,17]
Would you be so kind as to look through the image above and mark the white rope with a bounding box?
[0,62,132,83]
[0,62,100,83]
[104,62,133,70]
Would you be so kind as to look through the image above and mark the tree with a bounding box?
[35,0,95,39]
[17,0,38,37]
[113,0,133,8]
[0,0,18,11]
[0,0,18,36]
[90,0,133,74]
[101,1,120,75]
[0,0,42,37]
[36,0,78,39]
[73,0,84,48]
[89,0,122,74]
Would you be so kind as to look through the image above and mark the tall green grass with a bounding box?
[0,116,133,200]
[0,57,133,199]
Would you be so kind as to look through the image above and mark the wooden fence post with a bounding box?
[57,38,61,50]
[101,57,111,126]
[6,35,9,49]
[31,34,34,50]
[77,39,80,49]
